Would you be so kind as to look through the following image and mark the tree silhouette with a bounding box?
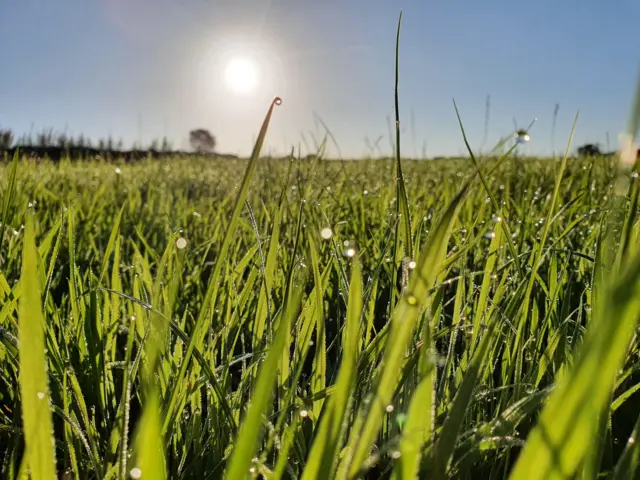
[0,129,13,149]
[189,129,216,154]
[577,143,601,157]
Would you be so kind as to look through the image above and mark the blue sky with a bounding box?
[0,0,638,158]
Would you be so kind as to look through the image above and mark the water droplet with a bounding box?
[249,467,256,474]
[363,189,369,195]
[320,227,333,240]
[115,167,121,175]
[385,404,394,413]
[406,295,418,306]
[176,237,188,249]
[342,241,356,258]
[391,451,401,459]
[274,97,283,106]
[492,216,502,223]
[515,130,531,144]
[484,232,496,239]
[130,467,142,479]
[37,392,45,399]
[300,409,309,418]
[408,260,417,270]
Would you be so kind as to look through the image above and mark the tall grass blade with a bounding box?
[18,216,57,479]
[302,260,362,480]
[343,181,471,477]
[163,96,282,434]
[509,250,640,480]
[224,282,303,480]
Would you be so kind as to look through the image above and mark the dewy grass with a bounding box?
[2,31,640,480]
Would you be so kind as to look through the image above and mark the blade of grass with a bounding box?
[18,215,57,479]
[223,282,303,480]
[301,260,362,480]
[341,180,471,478]
[509,248,640,480]
[163,96,282,436]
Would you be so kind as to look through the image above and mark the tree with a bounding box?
[189,129,216,154]
[577,143,601,157]
[0,129,13,149]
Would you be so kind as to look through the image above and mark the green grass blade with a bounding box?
[18,215,57,479]
[302,260,362,480]
[609,410,640,480]
[130,391,167,480]
[163,96,282,435]
[430,319,497,478]
[0,150,19,252]
[343,181,471,477]
[224,281,303,480]
[509,250,640,480]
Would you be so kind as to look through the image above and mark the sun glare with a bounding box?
[224,58,258,94]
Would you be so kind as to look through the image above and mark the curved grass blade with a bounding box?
[163,96,282,435]
[389,11,413,321]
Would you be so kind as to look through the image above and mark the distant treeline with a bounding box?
[0,146,240,162]
[0,126,238,162]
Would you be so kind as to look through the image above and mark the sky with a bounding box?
[0,0,638,158]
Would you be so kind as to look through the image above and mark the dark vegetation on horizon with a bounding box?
[2,127,636,162]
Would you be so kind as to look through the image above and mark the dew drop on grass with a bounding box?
[300,409,309,418]
[391,451,401,459]
[342,240,356,258]
[408,260,417,270]
[515,131,531,144]
[115,167,121,175]
[406,295,418,306]
[37,392,45,399]
[484,232,496,239]
[320,227,333,240]
[385,404,394,413]
[176,237,188,249]
[129,467,142,479]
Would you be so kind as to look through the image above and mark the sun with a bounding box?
[224,58,258,94]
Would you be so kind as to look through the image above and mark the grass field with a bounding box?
[1,74,640,478]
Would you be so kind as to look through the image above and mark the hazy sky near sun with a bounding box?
[0,0,638,157]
